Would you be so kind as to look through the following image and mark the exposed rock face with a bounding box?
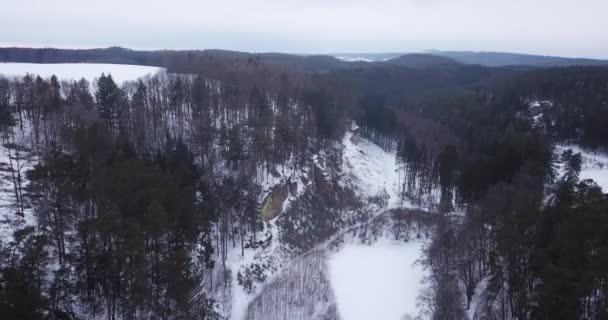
[260,184,289,222]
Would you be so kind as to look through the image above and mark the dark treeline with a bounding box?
[506,66,608,149]
[0,47,166,67]
[0,68,348,319]
[419,148,608,320]
[303,59,608,319]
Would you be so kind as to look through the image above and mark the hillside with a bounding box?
[427,50,608,67]
[0,46,167,66]
[386,53,462,69]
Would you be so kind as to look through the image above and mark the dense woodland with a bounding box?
[1,52,608,320]
[0,67,350,319]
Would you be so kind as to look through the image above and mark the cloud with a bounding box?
[1,0,607,58]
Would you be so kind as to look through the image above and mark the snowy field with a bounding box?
[0,62,163,83]
[329,238,427,320]
[242,213,430,320]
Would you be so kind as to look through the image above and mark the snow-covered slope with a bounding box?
[341,130,402,209]
[0,62,163,83]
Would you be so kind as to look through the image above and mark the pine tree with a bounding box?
[95,73,121,130]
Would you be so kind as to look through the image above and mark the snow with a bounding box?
[324,127,428,320]
[468,276,490,320]
[243,206,430,320]
[526,99,554,128]
[233,129,429,320]
[0,62,163,83]
[525,99,553,109]
[229,243,258,320]
[335,56,373,62]
[328,238,427,320]
[555,144,608,191]
[0,122,37,240]
[341,130,403,209]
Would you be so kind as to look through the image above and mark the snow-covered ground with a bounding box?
[242,209,430,320]
[0,122,38,240]
[335,56,373,62]
[525,99,608,191]
[329,238,427,320]
[467,276,491,320]
[555,144,608,190]
[0,62,163,83]
[341,130,403,209]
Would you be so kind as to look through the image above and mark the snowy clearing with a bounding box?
[329,238,427,320]
[0,62,163,83]
[555,144,608,190]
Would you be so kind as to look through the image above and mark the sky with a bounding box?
[1,0,607,58]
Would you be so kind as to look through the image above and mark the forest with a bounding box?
[1,51,608,320]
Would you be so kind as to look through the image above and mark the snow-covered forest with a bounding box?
[1,50,608,320]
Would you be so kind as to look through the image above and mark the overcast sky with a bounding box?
[1,0,607,58]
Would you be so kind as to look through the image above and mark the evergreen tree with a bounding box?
[95,73,121,130]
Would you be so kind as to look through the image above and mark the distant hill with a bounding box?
[425,50,608,67]
[333,53,403,62]
[385,53,461,69]
[0,47,350,74]
[0,46,167,66]
[3,47,606,76]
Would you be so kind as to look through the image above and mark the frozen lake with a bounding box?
[0,62,163,83]
[329,238,427,320]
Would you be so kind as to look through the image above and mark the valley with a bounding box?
[1,49,608,320]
